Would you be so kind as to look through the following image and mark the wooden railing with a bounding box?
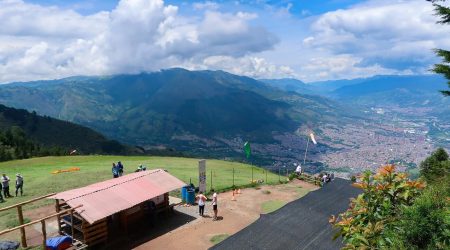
[0,204,82,250]
[0,193,56,247]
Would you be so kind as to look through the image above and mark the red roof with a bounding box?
[50,169,186,224]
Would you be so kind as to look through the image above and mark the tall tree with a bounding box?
[430,0,450,95]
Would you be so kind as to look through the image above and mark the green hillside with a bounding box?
[0,104,132,158]
[0,156,282,230]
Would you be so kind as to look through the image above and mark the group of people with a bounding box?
[135,164,147,172]
[321,173,334,184]
[0,173,24,202]
[111,161,124,178]
[195,189,218,221]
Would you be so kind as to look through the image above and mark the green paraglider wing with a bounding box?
[244,141,251,159]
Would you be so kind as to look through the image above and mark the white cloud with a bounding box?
[0,0,280,82]
[299,0,450,80]
[193,1,219,11]
[200,55,296,79]
[1,0,449,83]
[298,55,413,82]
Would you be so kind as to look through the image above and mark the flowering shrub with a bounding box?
[330,165,425,249]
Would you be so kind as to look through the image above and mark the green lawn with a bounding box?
[210,234,230,245]
[261,200,288,214]
[0,155,282,231]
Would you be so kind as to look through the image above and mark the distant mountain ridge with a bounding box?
[329,75,449,108]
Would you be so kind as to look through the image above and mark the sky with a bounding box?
[1,0,449,83]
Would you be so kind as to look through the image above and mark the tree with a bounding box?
[330,165,425,249]
[419,147,450,184]
[430,0,450,95]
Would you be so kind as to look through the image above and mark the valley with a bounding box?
[0,70,448,176]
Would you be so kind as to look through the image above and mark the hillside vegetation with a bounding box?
[0,104,131,160]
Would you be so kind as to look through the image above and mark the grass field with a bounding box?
[210,234,230,245]
[0,155,283,231]
[261,200,288,214]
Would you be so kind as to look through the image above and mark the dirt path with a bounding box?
[135,180,317,250]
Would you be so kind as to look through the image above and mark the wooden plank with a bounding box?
[17,205,27,248]
[41,220,46,250]
[83,222,107,234]
[82,218,105,227]
[85,231,107,244]
[0,193,56,212]
[0,205,83,236]
[86,237,107,247]
[84,227,107,238]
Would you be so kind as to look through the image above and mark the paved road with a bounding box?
[211,178,361,250]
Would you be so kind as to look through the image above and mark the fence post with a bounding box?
[17,205,27,248]
[210,169,213,191]
[232,168,235,187]
[278,166,280,182]
[266,170,268,184]
[41,220,46,250]
[251,166,254,183]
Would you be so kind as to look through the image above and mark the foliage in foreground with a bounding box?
[386,185,450,250]
[330,165,426,249]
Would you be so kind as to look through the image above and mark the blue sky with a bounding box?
[1,0,449,83]
[27,0,363,15]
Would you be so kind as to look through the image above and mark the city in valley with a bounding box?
[239,106,448,178]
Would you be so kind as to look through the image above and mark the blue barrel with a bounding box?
[186,189,195,205]
[181,186,189,202]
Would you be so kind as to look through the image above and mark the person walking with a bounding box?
[196,191,207,217]
[15,173,24,196]
[1,173,12,198]
[112,163,119,178]
[211,189,218,221]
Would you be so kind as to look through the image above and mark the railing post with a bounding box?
[17,205,27,248]
[41,220,46,250]
[55,200,62,234]
[70,210,75,244]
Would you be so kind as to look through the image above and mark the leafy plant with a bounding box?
[330,165,425,249]
[386,185,450,250]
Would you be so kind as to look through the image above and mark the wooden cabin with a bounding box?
[49,169,185,248]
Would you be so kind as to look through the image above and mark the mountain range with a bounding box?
[0,69,448,170]
[0,69,357,162]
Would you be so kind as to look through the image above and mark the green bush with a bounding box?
[387,185,450,249]
[331,165,425,249]
[288,172,296,181]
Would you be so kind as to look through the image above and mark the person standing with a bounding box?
[196,191,207,217]
[117,161,124,176]
[295,164,302,176]
[211,189,218,221]
[0,182,4,202]
[1,173,12,198]
[112,163,119,178]
[15,173,24,196]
